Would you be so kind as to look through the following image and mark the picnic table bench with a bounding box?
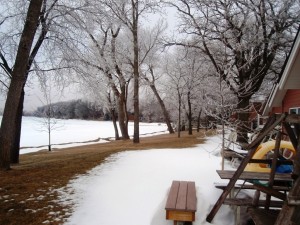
[165,181,197,225]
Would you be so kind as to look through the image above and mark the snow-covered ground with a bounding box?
[12,116,168,154]
[3,116,238,224]
[58,135,237,225]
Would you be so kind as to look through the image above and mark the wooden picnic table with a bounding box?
[215,170,292,225]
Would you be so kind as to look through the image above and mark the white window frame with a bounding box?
[289,107,300,115]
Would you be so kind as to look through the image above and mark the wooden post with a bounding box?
[265,132,282,209]
[274,119,300,225]
[274,177,300,225]
[252,190,261,207]
[282,122,298,150]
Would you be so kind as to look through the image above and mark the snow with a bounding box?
[2,116,237,224]
[58,135,236,225]
[9,116,168,154]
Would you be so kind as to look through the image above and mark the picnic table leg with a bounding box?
[173,220,177,225]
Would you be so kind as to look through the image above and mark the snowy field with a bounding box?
[4,116,168,154]
[58,135,237,225]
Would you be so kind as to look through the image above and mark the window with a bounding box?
[289,107,300,136]
[289,107,300,115]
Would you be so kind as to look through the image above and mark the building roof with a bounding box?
[263,29,300,115]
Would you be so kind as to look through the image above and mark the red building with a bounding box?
[263,29,300,116]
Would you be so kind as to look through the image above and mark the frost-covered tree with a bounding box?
[36,74,64,152]
[0,0,89,168]
[180,48,205,135]
[99,0,161,143]
[164,49,188,138]
[139,22,174,133]
[66,0,163,141]
[165,0,300,143]
[62,4,132,139]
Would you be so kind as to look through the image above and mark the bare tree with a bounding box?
[165,0,300,144]
[37,74,64,152]
[180,48,204,135]
[0,0,43,170]
[138,22,174,133]
[101,0,161,143]
[164,50,188,138]
[64,9,131,139]
[0,0,53,164]
[141,65,174,133]
[0,0,89,166]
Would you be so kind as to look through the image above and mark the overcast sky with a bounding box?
[0,6,178,113]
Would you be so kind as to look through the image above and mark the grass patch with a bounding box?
[0,130,213,225]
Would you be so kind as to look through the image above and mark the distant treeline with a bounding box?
[23,98,166,122]
[29,99,105,120]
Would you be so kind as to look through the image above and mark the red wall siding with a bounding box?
[283,90,300,112]
[271,90,300,113]
[272,107,282,114]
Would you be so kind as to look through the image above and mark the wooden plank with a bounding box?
[252,190,261,206]
[206,114,287,223]
[283,122,298,150]
[166,210,195,221]
[249,159,293,165]
[216,170,293,182]
[214,183,255,190]
[165,181,180,210]
[266,132,282,209]
[186,181,196,211]
[253,184,286,200]
[165,181,197,223]
[176,181,188,210]
[292,132,300,178]
[224,198,283,207]
[214,182,290,191]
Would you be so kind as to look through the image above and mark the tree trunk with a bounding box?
[177,88,181,138]
[9,1,49,164]
[132,2,139,144]
[10,88,25,164]
[0,0,43,170]
[236,97,251,145]
[48,115,51,152]
[111,108,120,140]
[124,82,129,134]
[107,92,120,140]
[197,109,202,132]
[187,90,192,135]
[149,84,174,134]
[118,93,129,139]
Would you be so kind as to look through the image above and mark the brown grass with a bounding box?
[0,130,213,225]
